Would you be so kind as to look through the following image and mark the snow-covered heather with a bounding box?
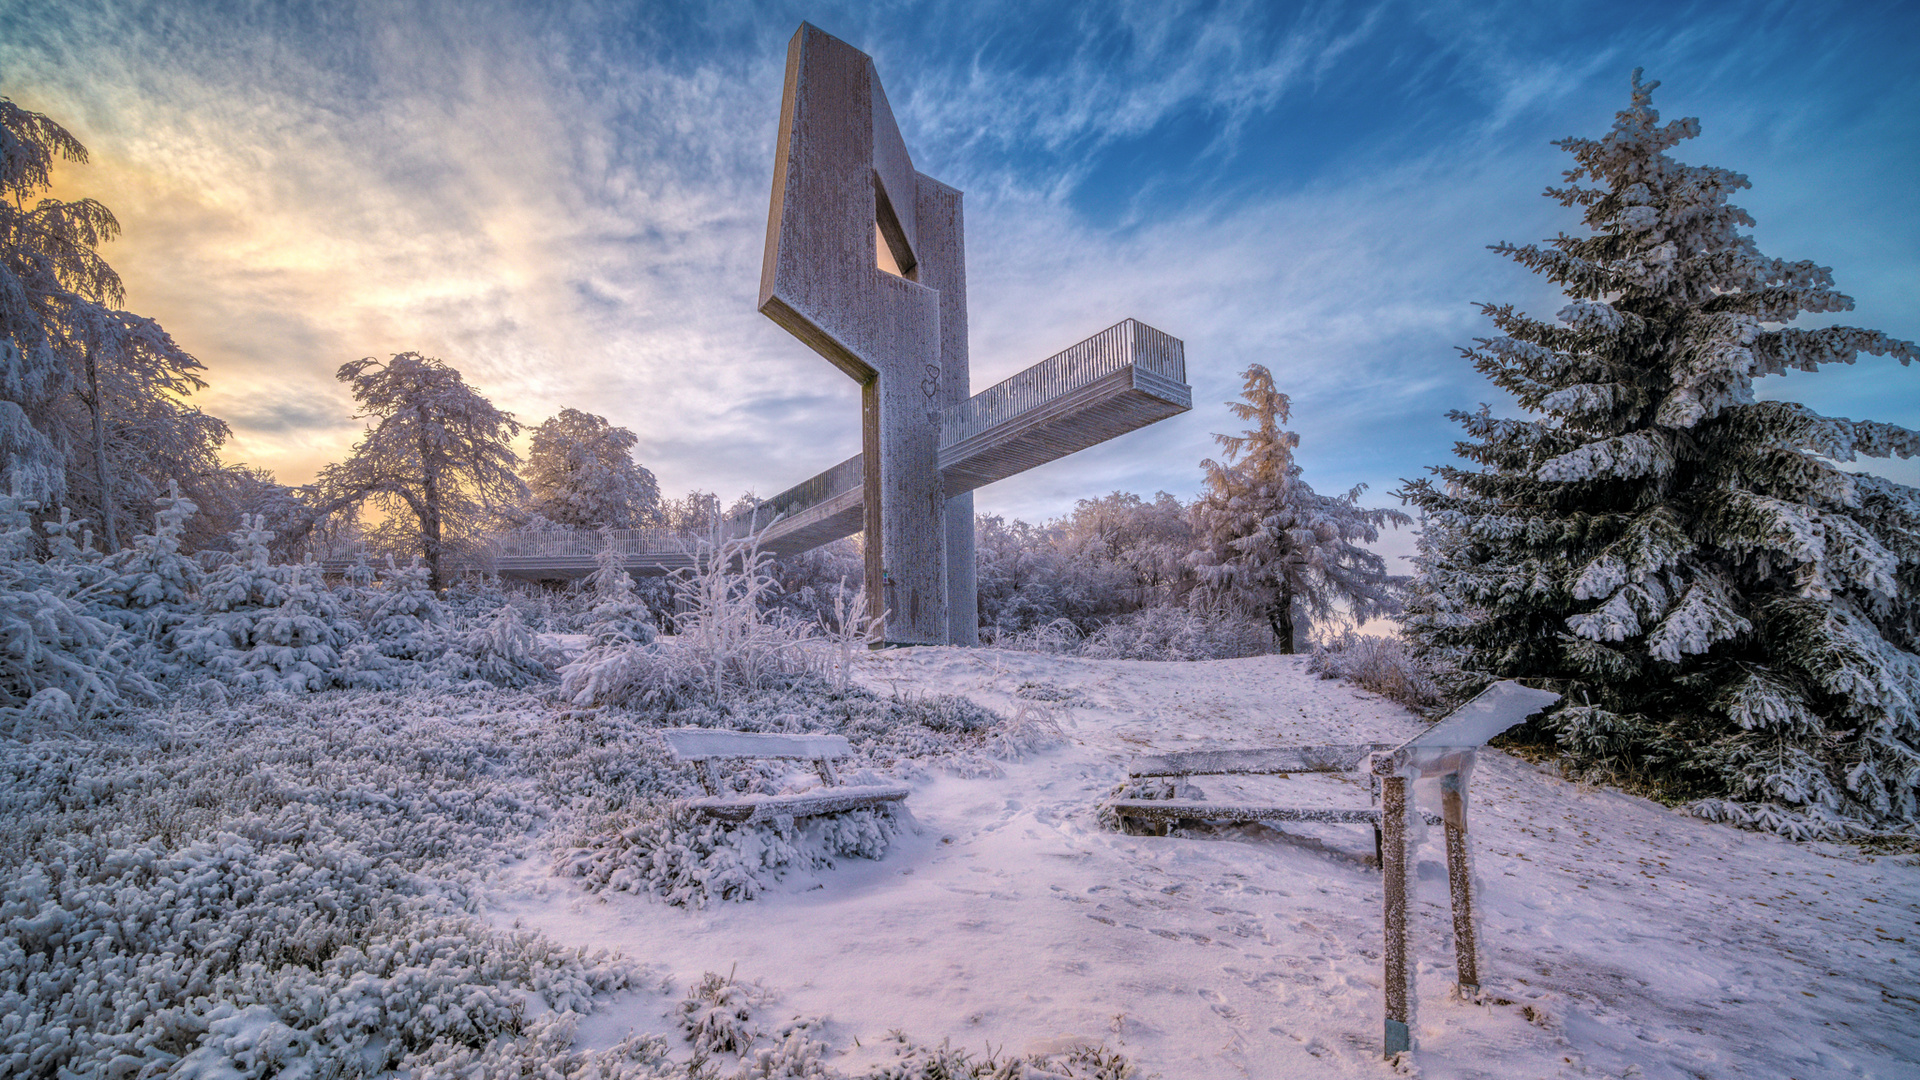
[493,650,1920,1080]
[0,673,1091,1077]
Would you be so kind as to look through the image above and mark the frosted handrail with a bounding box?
[1401,681,1559,749]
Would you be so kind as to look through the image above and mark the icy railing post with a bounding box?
[1369,680,1559,1060]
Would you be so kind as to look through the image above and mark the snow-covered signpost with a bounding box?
[1370,681,1560,1058]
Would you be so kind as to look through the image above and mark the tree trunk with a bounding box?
[421,478,444,592]
[84,355,119,552]
[1269,582,1296,654]
[419,421,445,592]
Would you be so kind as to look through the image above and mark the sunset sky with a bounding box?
[2,0,1915,558]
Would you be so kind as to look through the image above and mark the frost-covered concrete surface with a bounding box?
[490,651,1920,1079]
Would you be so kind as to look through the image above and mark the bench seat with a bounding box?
[687,783,912,824]
[662,728,910,824]
[1107,799,1442,827]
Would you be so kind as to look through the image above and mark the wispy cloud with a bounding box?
[0,0,1912,541]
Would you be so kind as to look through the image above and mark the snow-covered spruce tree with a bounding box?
[522,408,661,529]
[1190,365,1409,652]
[320,353,525,590]
[175,515,359,692]
[360,556,448,661]
[584,527,657,646]
[96,481,202,670]
[0,491,150,725]
[1398,73,1920,836]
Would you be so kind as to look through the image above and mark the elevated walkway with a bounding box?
[327,319,1189,583]
[728,319,1190,556]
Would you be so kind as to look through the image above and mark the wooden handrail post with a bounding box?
[1442,766,1480,994]
[1380,771,1412,1057]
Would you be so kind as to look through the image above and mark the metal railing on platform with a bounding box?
[942,319,1186,447]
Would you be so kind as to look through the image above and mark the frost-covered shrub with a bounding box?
[0,494,152,726]
[400,1013,677,1079]
[561,540,877,710]
[440,603,550,688]
[558,805,813,907]
[647,677,1050,779]
[679,970,762,1056]
[673,537,814,700]
[860,1034,1146,1080]
[559,638,685,711]
[1079,606,1272,661]
[0,687,647,1078]
[984,617,1084,654]
[1309,630,1442,709]
[986,606,1271,662]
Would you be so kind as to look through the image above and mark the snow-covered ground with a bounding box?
[490,650,1920,1079]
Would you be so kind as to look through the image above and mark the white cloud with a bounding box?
[1,0,1911,537]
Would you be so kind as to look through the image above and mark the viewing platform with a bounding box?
[729,319,1191,556]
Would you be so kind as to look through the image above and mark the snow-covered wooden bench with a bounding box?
[662,729,910,825]
[1106,743,1441,859]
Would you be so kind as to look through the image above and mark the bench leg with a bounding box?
[1116,812,1168,838]
[1380,774,1411,1058]
[1442,773,1479,995]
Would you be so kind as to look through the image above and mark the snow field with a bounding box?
[495,650,1920,1080]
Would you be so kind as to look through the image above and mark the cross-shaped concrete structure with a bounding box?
[743,24,1191,646]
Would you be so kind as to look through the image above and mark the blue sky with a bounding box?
[2,0,1915,562]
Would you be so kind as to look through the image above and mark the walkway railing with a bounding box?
[942,319,1187,448]
[491,527,696,559]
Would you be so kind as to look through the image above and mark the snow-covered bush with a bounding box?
[860,1033,1146,1079]
[1079,606,1272,661]
[984,616,1085,654]
[561,536,877,711]
[673,537,813,700]
[0,687,645,1077]
[558,805,814,907]
[441,603,551,688]
[0,494,152,728]
[985,606,1272,662]
[586,527,658,646]
[1308,630,1442,709]
[678,970,766,1058]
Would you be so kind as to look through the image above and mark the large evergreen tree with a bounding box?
[1399,73,1920,837]
[1190,364,1408,652]
[0,98,227,549]
[320,353,524,590]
